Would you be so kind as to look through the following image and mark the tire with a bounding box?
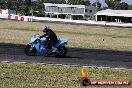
[24,45,36,56]
[80,78,90,86]
[54,46,67,58]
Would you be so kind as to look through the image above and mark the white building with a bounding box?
[95,9,132,23]
[0,9,16,15]
[44,3,97,19]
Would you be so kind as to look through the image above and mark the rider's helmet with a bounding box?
[43,26,49,32]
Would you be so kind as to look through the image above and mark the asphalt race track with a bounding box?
[0,43,132,69]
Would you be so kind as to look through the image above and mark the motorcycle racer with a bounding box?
[40,26,58,54]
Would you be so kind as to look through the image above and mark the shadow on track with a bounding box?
[0,43,132,68]
[0,43,132,55]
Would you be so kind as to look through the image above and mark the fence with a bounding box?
[0,14,32,22]
[0,14,132,27]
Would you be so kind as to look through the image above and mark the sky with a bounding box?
[90,0,132,7]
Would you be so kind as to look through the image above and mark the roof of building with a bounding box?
[95,9,132,17]
[44,3,96,9]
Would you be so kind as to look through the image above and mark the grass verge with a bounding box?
[0,20,132,88]
[0,20,132,51]
[0,63,131,88]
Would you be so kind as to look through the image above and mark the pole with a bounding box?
[31,6,33,22]
[30,2,34,22]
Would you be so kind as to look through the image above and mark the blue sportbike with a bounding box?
[24,34,68,58]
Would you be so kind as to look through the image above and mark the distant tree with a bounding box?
[81,0,91,6]
[8,0,17,10]
[113,2,121,10]
[115,0,121,2]
[25,0,31,5]
[43,0,66,4]
[120,2,128,10]
[32,0,45,16]
[102,6,108,10]
[17,1,30,15]
[128,4,132,10]
[105,0,129,10]
[68,0,90,5]
[68,0,81,5]
[105,0,114,9]
[0,0,9,9]
[92,0,101,10]
[105,0,121,9]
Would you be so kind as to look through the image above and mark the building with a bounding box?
[95,9,132,23]
[44,3,97,20]
[0,9,16,15]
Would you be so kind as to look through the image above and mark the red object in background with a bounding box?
[20,17,24,21]
[8,15,12,20]
[0,9,2,14]
[28,18,30,22]
[15,16,18,21]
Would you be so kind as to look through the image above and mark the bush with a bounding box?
[45,14,50,17]
[33,11,45,17]
[72,15,84,20]
[58,14,66,19]
[52,15,57,18]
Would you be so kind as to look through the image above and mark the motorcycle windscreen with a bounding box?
[31,37,38,43]
[40,37,46,42]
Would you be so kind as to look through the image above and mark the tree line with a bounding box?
[105,0,132,10]
[0,0,132,16]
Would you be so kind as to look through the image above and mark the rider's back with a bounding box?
[45,29,58,43]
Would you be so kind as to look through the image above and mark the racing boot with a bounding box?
[44,47,52,56]
[52,47,57,52]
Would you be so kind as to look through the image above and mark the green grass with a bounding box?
[0,20,132,88]
[0,20,132,51]
[0,63,131,88]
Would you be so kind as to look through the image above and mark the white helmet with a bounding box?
[43,26,49,32]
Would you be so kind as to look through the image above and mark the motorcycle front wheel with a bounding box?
[24,45,36,56]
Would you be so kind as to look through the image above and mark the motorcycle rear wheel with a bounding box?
[54,46,67,58]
